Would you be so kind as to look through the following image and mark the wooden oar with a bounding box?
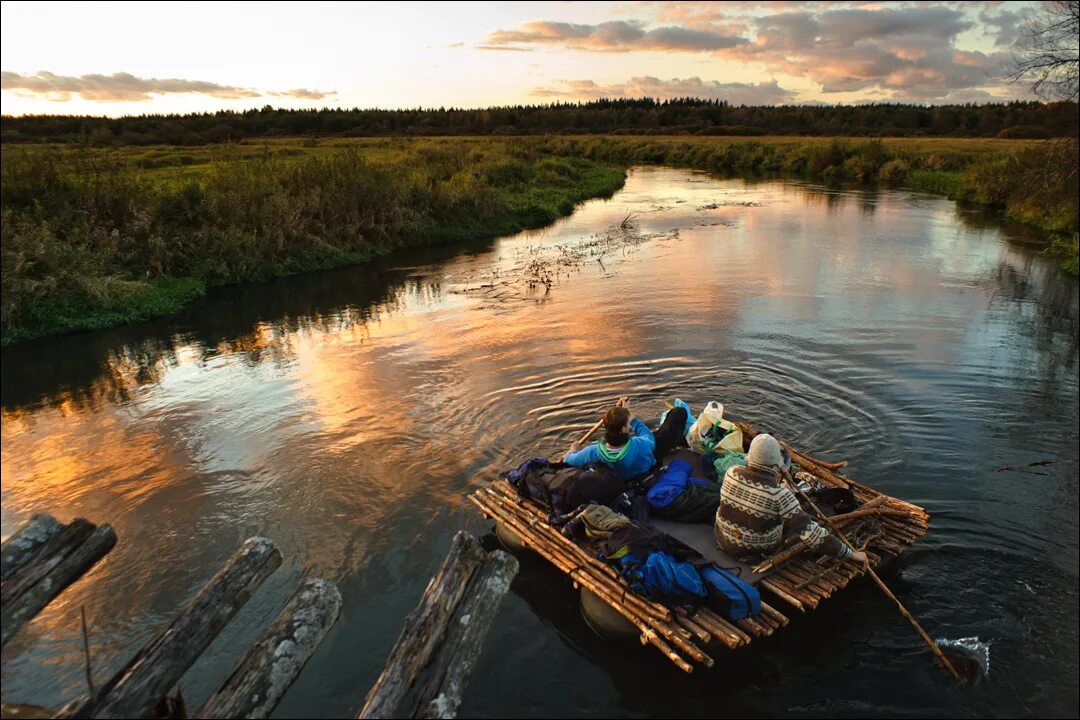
[778,470,962,681]
[577,417,605,445]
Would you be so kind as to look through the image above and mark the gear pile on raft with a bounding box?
[468,398,931,673]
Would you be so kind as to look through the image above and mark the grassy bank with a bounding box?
[2,135,1076,343]
[1,140,625,343]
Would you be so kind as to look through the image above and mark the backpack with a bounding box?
[646,459,695,508]
[507,462,625,514]
[700,565,761,621]
[618,551,706,603]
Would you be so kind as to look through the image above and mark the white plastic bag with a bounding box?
[686,401,743,455]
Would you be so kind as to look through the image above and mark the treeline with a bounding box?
[3,99,1078,145]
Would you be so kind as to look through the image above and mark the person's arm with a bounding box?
[629,417,655,452]
[786,512,853,560]
[563,443,598,467]
[776,484,858,561]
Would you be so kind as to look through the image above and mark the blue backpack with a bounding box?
[700,565,761,621]
[647,459,712,508]
[618,551,706,603]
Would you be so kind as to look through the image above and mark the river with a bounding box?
[2,166,1077,718]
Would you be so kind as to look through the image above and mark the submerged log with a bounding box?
[357,532,487,719]
[197,578,343,719]
[410,550,519,719]
[77,537,282,719]
[1,522,117,648]
[1,513,63,582]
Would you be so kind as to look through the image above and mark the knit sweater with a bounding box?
[714,463,850,560]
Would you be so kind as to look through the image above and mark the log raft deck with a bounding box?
[468,420,931,673]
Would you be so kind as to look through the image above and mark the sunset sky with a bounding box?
[1,1,1043,116]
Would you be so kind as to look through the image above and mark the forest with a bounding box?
[3,99,1077,145]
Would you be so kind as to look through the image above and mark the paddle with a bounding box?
[577,417,605,445]
[777,469,962,681]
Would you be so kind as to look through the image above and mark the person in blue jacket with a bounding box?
[562,396,688,481]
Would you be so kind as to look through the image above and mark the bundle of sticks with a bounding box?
[469,482,791,673]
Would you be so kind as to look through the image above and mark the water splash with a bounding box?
[938,637,991,682]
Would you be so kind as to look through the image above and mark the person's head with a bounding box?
[746,433,785,469]
[602,405,631,447]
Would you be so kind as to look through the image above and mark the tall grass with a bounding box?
[1,142,624,343]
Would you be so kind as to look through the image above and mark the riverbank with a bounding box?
[0,141,626,344]
[2,135,1076,344]
[532,136,1079,273]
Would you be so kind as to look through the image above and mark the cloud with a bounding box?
[484,20,746,52]
[1,71,260,102]
[474,45,534,52]
[530,76,797,105]
[745,8,1011,98]
[268,88,336,100]
[978,6,1034,48]
[1,71,335,103]
[492,4,1026,102]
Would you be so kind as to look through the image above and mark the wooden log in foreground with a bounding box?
[196,578,343,719]
[357,532,486,719]
[76,537,282,719]
[410,550,520,719]
[1,513,63,582]
[1,521,117,648]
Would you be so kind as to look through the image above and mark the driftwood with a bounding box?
[1,513,63,582]
[410,550,519,719]
[357,532,487,719]
[76,537,282,719]
[1,522,117,648]
[1,520,96,606]
[197,578,343,719]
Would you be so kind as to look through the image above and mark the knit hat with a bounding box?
[746,434,784,468]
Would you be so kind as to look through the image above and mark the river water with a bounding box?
[2,167,1077,718]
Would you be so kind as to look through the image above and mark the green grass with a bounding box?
[1,140,626,344]
[1,276,206,344]
[907,170,963,197]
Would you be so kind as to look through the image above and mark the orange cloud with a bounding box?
[1,71,335,103]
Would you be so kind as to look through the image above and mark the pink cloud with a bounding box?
[1,71,335,103]
[530,76,797,105]
[488,4,1027,102]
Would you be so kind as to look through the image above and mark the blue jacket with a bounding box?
[564,418,656,480]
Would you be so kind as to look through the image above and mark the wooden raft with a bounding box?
[468,421,930,673]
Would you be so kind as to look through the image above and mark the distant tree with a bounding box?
[1007,0,1078,223]
[1009,0,1079,104]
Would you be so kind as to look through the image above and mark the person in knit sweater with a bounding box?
[714,434,868,565]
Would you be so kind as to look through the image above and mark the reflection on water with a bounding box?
[2,168,1077,718]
